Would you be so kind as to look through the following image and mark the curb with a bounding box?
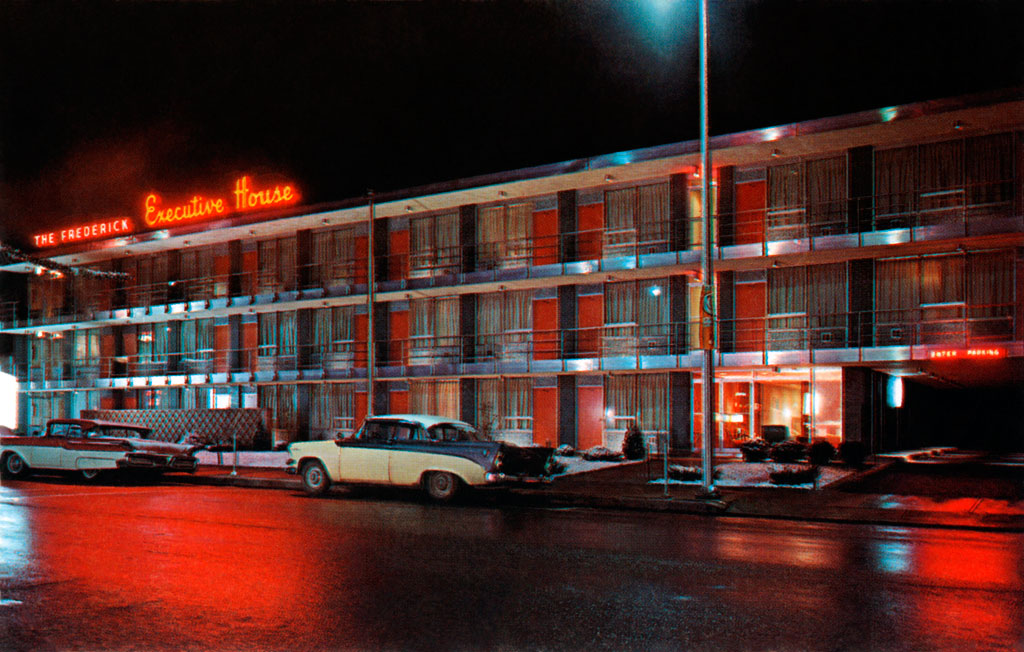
[169,469,1024,531]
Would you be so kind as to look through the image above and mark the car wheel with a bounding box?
[424,471,459,502]
[301,461,331,497]
[3,453,29,479]
[81,468,102,481]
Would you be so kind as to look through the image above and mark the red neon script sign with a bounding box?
[928,347,1006,360]
[33,217,133,248]
[143,175,299,228]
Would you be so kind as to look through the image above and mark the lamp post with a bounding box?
[697,0,719,499]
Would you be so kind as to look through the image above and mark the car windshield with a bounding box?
[89,427,151,439]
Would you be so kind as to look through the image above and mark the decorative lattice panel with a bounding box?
[81,409,269,448]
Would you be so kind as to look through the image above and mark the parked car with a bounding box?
[0,418,200,480]
[286,414,554,501]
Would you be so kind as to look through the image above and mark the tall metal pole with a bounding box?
[366,191,376,416]
[698,0,718,498]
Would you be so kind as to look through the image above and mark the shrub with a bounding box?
[581,446,625,462]
[838,441,868,467]
[769,464,821,485]
[621,424,647,460]
[544,456,567,476]
[555,444,577,458]
[667,465,722,482]
[737,438,771,463]
[808,441,836,466]
[769,440,807,463]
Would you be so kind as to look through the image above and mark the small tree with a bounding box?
[622,423,647,460]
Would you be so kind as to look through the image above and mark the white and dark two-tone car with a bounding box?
[0,418,200,481]
[286,414,554,501]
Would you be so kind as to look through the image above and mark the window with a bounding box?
[314,306,355,367]
[477,377,532,439]
[875,132,1014,228]
[310,383,355,434]
[257,237,297,294]
[477,203,532,269]
[258,311,297,371]
[876,250,1014,344]
[311,227,356,288]
[409,298,459,364]
[605,183,670,256]
[476,290,532,359]
[409,379,460,419]
[259,384,297,433]
[605,374,668,452]
[180,246,215,300]
[130,253,169,307]
[180,319,214,372]
[73,329,101,381]
[767,156,846,240]
[410,212,459,277]
[768,264,847,349]
[604,279,670,355]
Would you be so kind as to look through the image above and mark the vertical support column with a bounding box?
[557,189,577,263]
[228,314,242,372]
[557,374,576,448]
[228,240,243,297]
[296,229,312,290]
[848,260,874,347]
[670,371,693,452]
[459,204,477,273]
[459,378,476,427]
[848,145,874,233]
[842,367,871,450]
[460,294,477,364]
[718,271,735,353]
[558,285,577,358]
[669,275,689,354]
[669,172,691,251]
[716,166,736,247]
[297,309,313,369]
[296,383,311,442]
[166,250,183,302]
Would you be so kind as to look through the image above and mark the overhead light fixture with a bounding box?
[953,120,963,130]
[604,174,615,183]
[771,148,782,157]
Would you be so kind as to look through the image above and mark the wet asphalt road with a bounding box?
[1,479,1022,652]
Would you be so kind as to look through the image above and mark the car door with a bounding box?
[28,424,71,468]
[60,427,122,472]
[386,422,433,486]
[336,420,391,483]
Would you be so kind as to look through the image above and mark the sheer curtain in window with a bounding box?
[767,163,804,240]
[768,266,807,349]
[918,140,964,224]
[966,133,1013,208]
[410,379,459,419]
[410,214,459,277]
[807,157,846,236]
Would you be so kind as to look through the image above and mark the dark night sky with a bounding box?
[0,1,1021,246]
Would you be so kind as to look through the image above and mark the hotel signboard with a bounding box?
[31,175,299,249]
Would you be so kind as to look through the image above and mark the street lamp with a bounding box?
[697,0,719,499]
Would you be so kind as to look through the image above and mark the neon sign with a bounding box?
[143,175,299,228]
[33,217,133,248]
[928,347,1006,360]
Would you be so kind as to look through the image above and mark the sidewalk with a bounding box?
[174,455,1024,532]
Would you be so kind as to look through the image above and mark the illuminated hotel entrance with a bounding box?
[692,367,843,451]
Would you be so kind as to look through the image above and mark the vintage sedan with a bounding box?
[286,414,554,500]
[0,418,200,480]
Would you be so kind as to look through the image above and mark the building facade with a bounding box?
[2,89,1022,453]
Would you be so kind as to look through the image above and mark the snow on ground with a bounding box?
[647,462,855,489]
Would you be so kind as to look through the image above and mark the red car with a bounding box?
[1,418,199,480]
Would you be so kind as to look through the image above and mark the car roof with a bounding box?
[365,414,475,430]
[48,418,150,431]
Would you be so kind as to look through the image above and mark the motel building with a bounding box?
[0,88,1022,455]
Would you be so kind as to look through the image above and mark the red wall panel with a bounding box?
[735,282,766,352]
[533,209,558,266]
[533,387,558,447]
[577,294,603,357]
[242,322,258,371]
[241,249,258,294]
[533,298,558,360]
[354,313,368,368]
[390,309,408,366]
[390,390,409,415]
[735,181,766,246]
[577,385,604,450]
[214,323,231,373]
[578,204,604,261]
[389,230,409,281]
[355,392,367,429]
[354,235,369,285]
